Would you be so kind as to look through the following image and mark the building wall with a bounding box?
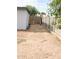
[42,16,55,31]
[17,9,29,30]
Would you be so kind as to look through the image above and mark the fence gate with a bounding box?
[29,16,42,25]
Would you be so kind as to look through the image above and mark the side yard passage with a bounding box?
[17,25,61,59]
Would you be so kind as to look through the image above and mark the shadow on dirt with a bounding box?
[27,24,49,33]
[17,39,26,44]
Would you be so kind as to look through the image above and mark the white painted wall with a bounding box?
[17,9,29,30]
[42,16,55,25]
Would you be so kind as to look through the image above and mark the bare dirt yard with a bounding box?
[17,24,61,59]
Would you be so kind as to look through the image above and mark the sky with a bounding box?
[17,0,51,13]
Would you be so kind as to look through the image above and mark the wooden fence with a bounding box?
[29,16,42,25]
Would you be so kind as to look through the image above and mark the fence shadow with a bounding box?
[27,24,49,33]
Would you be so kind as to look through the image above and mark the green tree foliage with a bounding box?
[41,12,46,15]
[26,5,39,16]
[49,0,61,17]
[49,0,61,29]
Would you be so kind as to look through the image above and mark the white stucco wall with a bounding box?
[42,16,54,25]
[17,9,29,30]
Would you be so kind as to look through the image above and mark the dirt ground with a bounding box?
[17,24,61,59]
